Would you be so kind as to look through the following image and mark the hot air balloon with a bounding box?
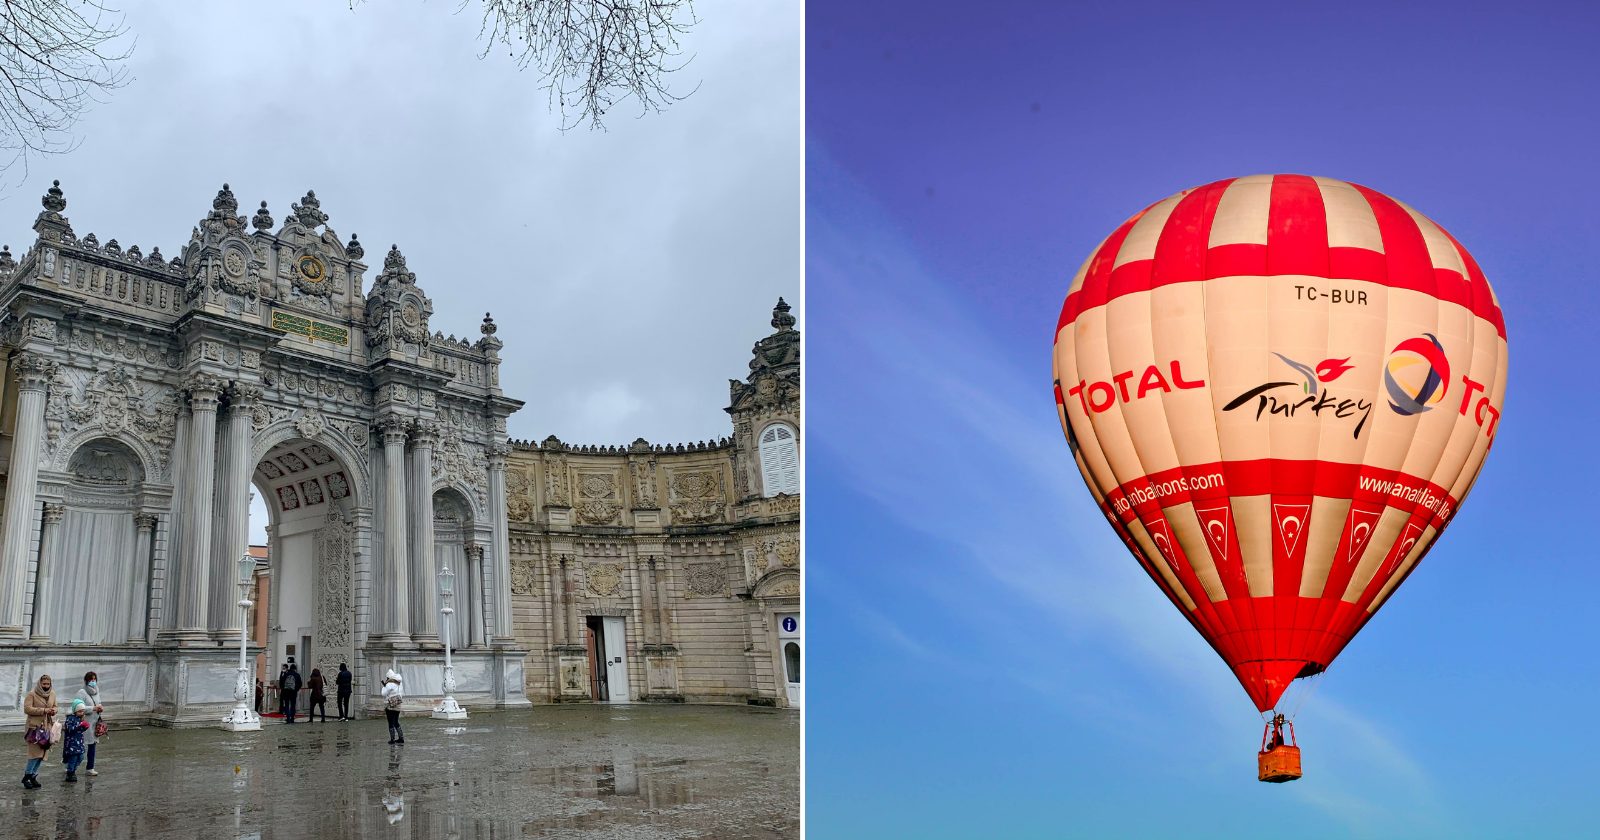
[1051,175,1506,782]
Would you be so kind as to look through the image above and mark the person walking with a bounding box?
[307,668,328,722]
[72,672,104,777]
[336,662,353,720]
[276,664,289,717]
[281,664,303,724]
[60,700,89,783]
[21,674,56,789]
[381,670,405,744]
[254,677,264,714]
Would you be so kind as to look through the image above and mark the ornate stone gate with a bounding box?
[0,182,528,726]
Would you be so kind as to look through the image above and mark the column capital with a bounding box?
[485,439,510,469]
[375,413,410,445]
[410,419,440,448]
[182,372,226,405]
[11,353,58,392]
[464,542,485,561]
[225,382,264,413]
[134,512,159,532]
[41,502,66,526]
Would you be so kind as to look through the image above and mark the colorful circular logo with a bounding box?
[1384,333,1450,415]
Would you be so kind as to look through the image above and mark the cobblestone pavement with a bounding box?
[3,704,799,839]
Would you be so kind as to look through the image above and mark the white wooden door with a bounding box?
[601,616,630,703]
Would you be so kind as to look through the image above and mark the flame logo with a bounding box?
[1272,354,1355,395]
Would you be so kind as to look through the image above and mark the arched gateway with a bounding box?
[0,183,528,725]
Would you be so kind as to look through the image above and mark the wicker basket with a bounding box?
[1258,745,1302,783]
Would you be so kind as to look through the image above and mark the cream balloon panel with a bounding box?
[1055,279,1505,609]
[1056,279,1502,480]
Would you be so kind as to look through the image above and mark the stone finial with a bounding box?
[104,238,122,257]
[146,247,165,267]
[213,183,238,215]
[771,296,796,332]
[377,244,415,285]
[42,180,66,213]
[346,233,364,260]
[481,312,497,336]
[0,245,13,273]
[252,200,274,232]
[82,232,99,249]
[293,190,328,228]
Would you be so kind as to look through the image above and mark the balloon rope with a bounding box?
[1287,671,1323,721]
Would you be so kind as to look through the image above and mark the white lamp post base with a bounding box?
[222,707,262,732]
[431,697,468,720]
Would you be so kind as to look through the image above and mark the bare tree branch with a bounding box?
[0,0,133,179]
[475,0,699,130]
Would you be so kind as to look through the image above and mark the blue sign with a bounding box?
[781,617,798,633]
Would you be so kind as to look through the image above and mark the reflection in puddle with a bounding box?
[5,707,797,839]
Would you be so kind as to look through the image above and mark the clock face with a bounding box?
[401,303,422,327]
[298,254,326,283]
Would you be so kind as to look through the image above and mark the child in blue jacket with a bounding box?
[60,699,89,783]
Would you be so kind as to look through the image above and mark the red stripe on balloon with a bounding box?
[1056,209,1148,335]
[1153,180,1233,285]
[1055,247,1505,338]
[1266,174,1330,276]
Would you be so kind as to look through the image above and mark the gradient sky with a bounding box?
[806,2,1599,837]
[0,1,797,545]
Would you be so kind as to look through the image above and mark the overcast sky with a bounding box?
[1,0,800,449]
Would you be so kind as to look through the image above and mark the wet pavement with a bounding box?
[3,704,799,839]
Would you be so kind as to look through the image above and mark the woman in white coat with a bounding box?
[381,670,405,744]
[72,672,103,776]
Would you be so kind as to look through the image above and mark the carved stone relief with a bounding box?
[585,563,622,597]
[685,562,725,597]
[506,469,536,523]
[313,510,355,679]
[44,365,178,480]
[510,553,540,595]
[575,471,621,525]
[669,469,724,524]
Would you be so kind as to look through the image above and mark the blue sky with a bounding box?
[805,2,1599,837]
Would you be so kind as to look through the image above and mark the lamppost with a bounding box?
[222,552,261,731]
[432,562,467,719]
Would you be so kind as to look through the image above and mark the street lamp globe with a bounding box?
[438,563,455,598]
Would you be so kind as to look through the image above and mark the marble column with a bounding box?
[653,556,673,646]
[486,442,513,642]
[131,513,157,642]
[408,422,439,645]
[210,384,259,636]
[174,373,223,638]
[377,415,411,644]
[547,552,566,648]
[0,354,56,638]
[27,503,66,641]
[465,543,485,648]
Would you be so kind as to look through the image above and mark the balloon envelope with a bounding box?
[1052,175,1507,711]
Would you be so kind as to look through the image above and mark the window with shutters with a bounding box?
[757,423,800,497]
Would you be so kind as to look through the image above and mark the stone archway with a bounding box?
[253,436,359,686]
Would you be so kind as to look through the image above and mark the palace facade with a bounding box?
[0,181,799,727]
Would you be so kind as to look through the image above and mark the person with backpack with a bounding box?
[381,670,405,744]
[336,663,354,720]
[281,664,303,724]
